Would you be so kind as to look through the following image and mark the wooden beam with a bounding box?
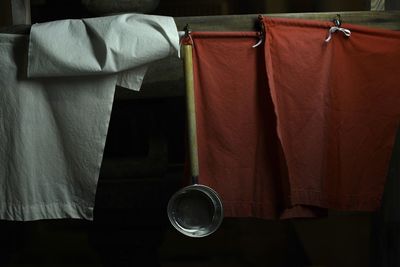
[371,0,385,11]
[173,11,400,32]
[2,11,400,35]
[1,11,399,99]
[117,11,400,99]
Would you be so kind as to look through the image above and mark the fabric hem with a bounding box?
[0,202,94,221]
[290,189,382,211]
[222,201,279,220]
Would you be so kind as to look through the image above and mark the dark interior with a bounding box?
[0,1,399,267]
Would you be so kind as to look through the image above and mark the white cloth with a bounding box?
[0,14,179,221]
[28,13,180,89]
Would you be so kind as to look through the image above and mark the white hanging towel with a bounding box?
[0,14,179,221]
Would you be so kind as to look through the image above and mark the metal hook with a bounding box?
[325,14,351,42]
[184,24,191,38]
[333,14,342,27]
[252,38,263,48]
[252,15,264,48]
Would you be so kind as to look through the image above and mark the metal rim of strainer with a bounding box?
[167,184,223,238]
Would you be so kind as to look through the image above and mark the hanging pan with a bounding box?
[167,31,223,238]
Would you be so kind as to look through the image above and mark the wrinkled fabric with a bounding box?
[28,14,179,90]
[0,14,179,221]
[190,21,400,219]
[262,17,400,211]
[190,32,290,219]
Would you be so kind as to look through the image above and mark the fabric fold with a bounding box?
[262,16,400,211]
[190,20,400,219]
[0,14,179,221]
[28,13,180,90]
[190,32,291,219]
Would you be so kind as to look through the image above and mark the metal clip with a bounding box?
[180,24,193,48]
[325,14,351,42]
[184,24,191,38]
[253,15,264,48]
[333,14,342,27]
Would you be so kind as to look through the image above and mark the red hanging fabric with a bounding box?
[190,20,400,219]
[262,17,400,211]
[191,32,282,219]
[191,32,323,219]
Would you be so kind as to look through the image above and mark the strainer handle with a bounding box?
[182,43,200,185]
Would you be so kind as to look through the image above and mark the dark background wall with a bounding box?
[0,1,397,267]
[28,0,371,22]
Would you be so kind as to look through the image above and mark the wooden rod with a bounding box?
[182,44,200,183]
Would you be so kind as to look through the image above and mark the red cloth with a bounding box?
[190,20,400,219]
[262,17,400,211]
[191,32,306,219]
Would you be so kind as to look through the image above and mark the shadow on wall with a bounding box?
[27,0,370,23]
[0,213,372,267]
[154,0,369,16]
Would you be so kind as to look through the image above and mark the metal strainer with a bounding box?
[167,31,224,238]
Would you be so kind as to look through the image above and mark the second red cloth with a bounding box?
[262,17,400,211]
[190,18,400,219]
